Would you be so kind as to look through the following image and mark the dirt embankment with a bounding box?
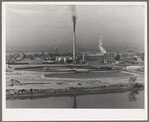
[6,79,144,100]
[6,68,144,100]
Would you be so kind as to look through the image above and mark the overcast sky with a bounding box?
[6,3,145,53]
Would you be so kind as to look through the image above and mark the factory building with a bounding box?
[84,53,104,63]
[84,52,115,63]
[127,66,141,70]
[104,53,115,63]
[55,56,73,63]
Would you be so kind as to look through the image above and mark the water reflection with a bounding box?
[73,96,77,108]
[128,90,139,102]
[7,90,144,108]
[72,89,141,108]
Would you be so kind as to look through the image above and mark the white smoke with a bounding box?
[99,37,106,53]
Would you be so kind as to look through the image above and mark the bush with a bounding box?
[129,77,137,83]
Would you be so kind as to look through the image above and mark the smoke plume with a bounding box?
[70,5,76,16]
[99,36,106,53]
[70,5,77,31]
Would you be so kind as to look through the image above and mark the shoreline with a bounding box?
[6,83,144,100]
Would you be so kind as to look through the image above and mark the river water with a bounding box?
[6,90,144,108]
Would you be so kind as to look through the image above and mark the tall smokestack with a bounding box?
[72,15,76,61]
[70,5,77,62]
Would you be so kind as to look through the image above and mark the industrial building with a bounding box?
[84,52,115,63]
[84,53,104,63]
[55,56,73,63]
[104,53,115,63]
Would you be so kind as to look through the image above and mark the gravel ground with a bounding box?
[6,68,144,90]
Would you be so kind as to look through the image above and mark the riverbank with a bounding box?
[6,82,144,100]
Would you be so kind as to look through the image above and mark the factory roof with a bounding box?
[88,53,104,56]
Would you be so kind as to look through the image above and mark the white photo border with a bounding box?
[2,2,148,121]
